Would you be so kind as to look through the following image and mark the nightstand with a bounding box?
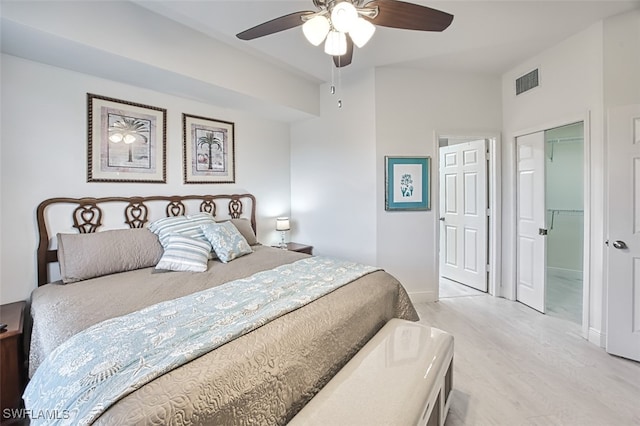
[1,301,26,413]
[282,242,313,255]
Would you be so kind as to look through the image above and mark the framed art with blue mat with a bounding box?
[385,156,430,211]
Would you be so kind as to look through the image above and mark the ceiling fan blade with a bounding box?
[363,0,453,32]
[333,37,354,68]
[237,11,314,40]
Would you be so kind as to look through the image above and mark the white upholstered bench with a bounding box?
[290,318,454,426]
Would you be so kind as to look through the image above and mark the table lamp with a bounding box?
[276,217,290,249]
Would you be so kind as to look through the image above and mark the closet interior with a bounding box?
[545,122,584,324]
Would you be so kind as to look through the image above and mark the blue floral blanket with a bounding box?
[23,257,379,425]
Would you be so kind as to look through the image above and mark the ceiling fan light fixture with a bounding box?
[324,30,347,56]
[236,0,454,69]
[302,15,330,46]
[330,1,358,33]
[349,17,375,48]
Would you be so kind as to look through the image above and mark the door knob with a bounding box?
[439,217,445,221]
[612,240,628,249]
[539,228,548,236]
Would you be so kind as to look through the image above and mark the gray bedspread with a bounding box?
[28,246,418,425]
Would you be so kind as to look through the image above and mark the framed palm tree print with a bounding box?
[87,93,166,183]
[183,113,235,184]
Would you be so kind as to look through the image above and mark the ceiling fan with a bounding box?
[236,0,454,68]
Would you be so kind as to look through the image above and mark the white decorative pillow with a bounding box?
[155,234,211,272]
[201,221,253,263]
[148,212,216,248]
[57,229,163,284]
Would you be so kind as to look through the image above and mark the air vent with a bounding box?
[516,69,539,95]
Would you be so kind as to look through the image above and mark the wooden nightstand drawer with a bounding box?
[1,301,27,413]
[273,242,313,255]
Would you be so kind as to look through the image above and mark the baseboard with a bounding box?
[408,290,437,304]
[588,327,605,348]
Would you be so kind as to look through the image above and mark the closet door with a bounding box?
[516,132,546,313]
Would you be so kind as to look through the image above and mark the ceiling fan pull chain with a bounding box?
[328,55,342,108]
[330,56,336,94]
[337,62,343,108]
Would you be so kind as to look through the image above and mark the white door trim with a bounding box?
[582,112,592,343]
[435,131,501,298]
[509,112,592,339]
[488,135,502,299]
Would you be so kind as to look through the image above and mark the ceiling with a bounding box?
[137,0,640,83]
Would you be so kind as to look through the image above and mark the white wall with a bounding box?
[502,9,640,346]
[603,9,640,108]
[291,67,501,301]
[0,1,319,119]
[501,22,605,343]
[0,54,293,304]
[375,68,502,301]
[291,70,378,265]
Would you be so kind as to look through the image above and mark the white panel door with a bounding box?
[606,104,640,362]
[516,132,546,313]
[439,139,488,292]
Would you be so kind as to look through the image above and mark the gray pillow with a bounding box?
[229,218,258,245]
[57,228,163,283]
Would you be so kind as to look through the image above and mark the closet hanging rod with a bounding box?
[547,137,583,161]
[547,137,583,144]
[547,209,583,213]
[547,209,583,230]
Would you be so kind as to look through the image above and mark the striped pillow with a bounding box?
[155,234,211,272]
[148,213,216,248]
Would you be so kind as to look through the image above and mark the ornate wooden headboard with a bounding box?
[36,193,256,286]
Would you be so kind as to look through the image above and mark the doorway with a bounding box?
[515,122,585,324]
[438,134,500,297]
[545,123,584,323]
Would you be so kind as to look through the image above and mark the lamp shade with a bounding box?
[324,31,347,56]
[276,217,290,231]
[331,1,358,33]
[349,17,375,48]
[303,15,330,46]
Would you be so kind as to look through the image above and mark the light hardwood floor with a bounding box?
[546,268,583,325]
[415,289,640,426]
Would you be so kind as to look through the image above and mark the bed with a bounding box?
[25,194,419,425]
